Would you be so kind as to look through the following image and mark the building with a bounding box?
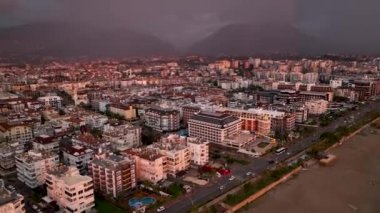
[188,111,242,146]
[305,99,329,115]
[0,122,33,148]
[33,135,59,153]
[15,150,59,188]
[126,148,167,184]
[216,107,271,136]
[62,144,94,175]
[37,95,63,109]
[0,142,23,170]
[46,166,94,213]
[72,133,104,150]
[103,124,141,151]
[186,137,209,166]
[108,104,138,120]
[89,153,136,198]
[145,107,180,132]
[299,91,334,102]
[182,105,201,126]
[149,135,190,176]
[0,179,25,213]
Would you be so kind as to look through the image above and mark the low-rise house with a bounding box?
[0,179,25,213]
[33,135,59,153]
[0,142,24,170]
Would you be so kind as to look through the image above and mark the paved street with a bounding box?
[166,100,380,213]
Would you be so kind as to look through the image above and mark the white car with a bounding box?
[219,185,225,190]
[228,176,235,181]
[246,172,252,176]
[157,206,165,212]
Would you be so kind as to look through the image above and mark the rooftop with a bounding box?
[189,111,239,126]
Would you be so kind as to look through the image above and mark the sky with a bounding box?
[0,0,295,47]
[0,0,379,51]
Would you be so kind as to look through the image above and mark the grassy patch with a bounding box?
[95,199,124,213]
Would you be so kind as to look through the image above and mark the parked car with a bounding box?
[228,176,235,181]
[157,206,165,212]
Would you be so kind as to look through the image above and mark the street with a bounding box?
[165,100,380,213]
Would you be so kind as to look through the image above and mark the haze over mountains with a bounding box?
[0,22,380,58]
[0,23,175,58]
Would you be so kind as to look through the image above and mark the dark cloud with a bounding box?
[0,0,295,47]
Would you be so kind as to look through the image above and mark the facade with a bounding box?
[0,122,33,148]
[33,135,59,153]
[188,111,242,145]
[62,144,94,175]
[305,99,329,115]
[89,153,136,198]
[0,180,25,213]
[186,137,209,166]
[182,105,201,126]
[126,148,167,184]
[0,142,24,170]
[150,135,191,176]
[299,91,334,102]
[108,104,137,120]
[15,150,59,188]
[37,95,63,109]
[46,166,94,213]
[216,107,271,136]
[103,124,141,151]
[145,107,180,132]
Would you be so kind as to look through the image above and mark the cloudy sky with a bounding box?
[0,0,379,49]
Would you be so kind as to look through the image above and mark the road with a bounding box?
[165,100,380,213]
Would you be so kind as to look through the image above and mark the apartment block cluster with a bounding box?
[1,55,380,211]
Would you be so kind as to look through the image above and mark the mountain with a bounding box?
[188,23,332,56]
[0,23,175,58]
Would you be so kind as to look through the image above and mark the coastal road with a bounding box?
[166,100,380,213]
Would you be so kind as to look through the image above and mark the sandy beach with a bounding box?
[243,125,380,213]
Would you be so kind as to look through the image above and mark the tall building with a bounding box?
[103,124,141,151]
[186,137,209,166]
[62,144,94,175]
[188,111,242,145]
[46,166,94,213]
[182,105,201,126]
[108,104,137,120]
[89,153,136,198]
[216,107,271,136]
[0,179,25,213]
[305,99,329,115]
[15,150,59,188]
[145,107,180,132]
[0,142,23,170]
[150,135,191,177]
[0,122,33,148]
[126,148,167,184]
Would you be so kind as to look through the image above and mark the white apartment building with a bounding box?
[305,99,329,115]
[0,142,24,170]
[187,137,209,166]
[149,136,190,177]
[103,124,141,151]
[126,148,167,184]
[46,166,94,213]
[0,180,25,213]
[62,144,94,175]
[15,150,59,188]
[37,95,63,109]
[84,115,109,130]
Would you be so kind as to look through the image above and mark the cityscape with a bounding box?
[1,1,380,213]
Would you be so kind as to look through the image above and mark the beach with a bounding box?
[243,125,380,213]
